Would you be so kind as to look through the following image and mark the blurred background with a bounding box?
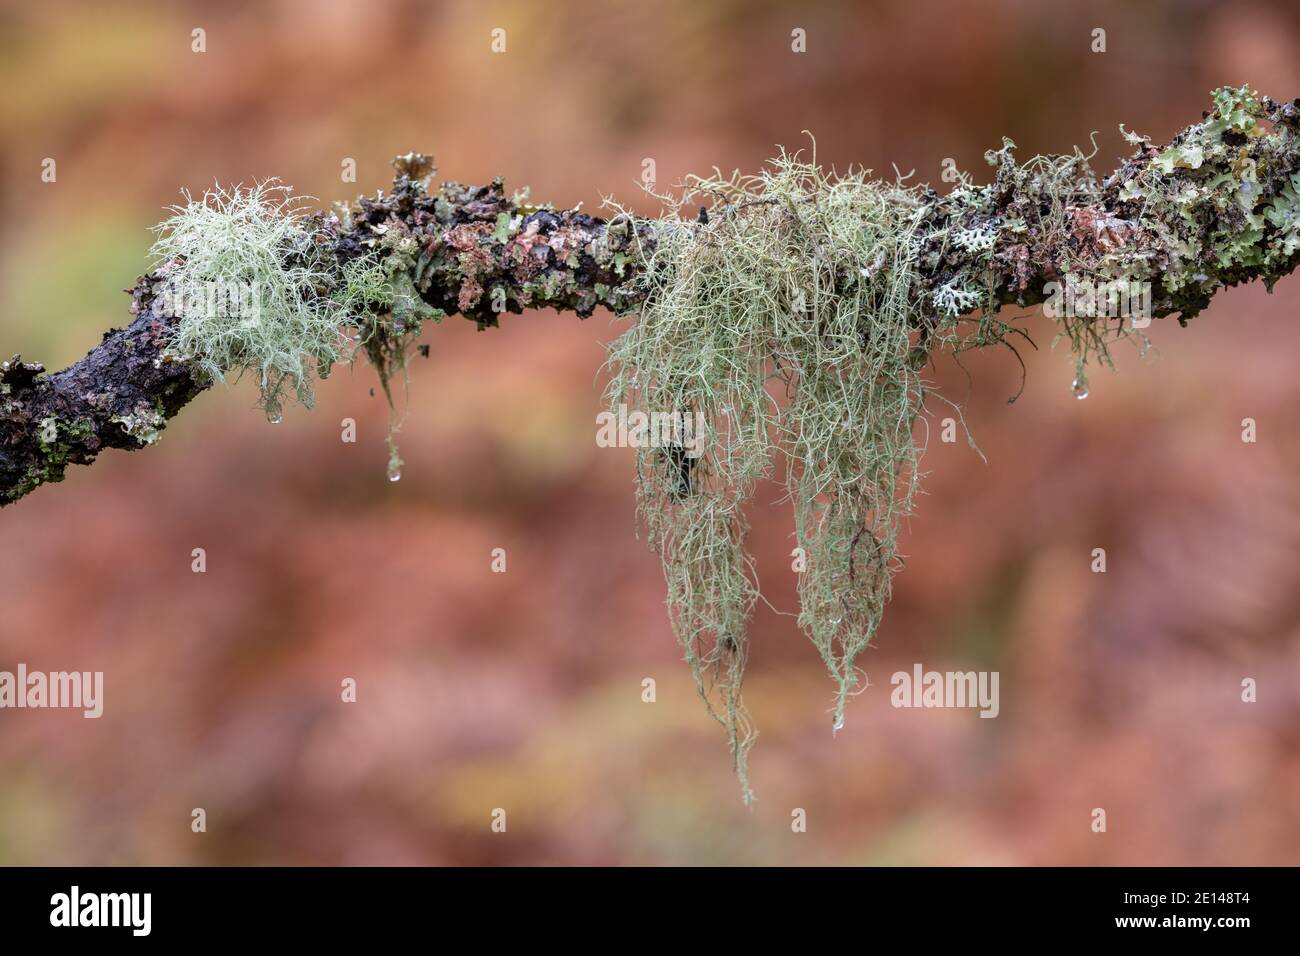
[2,0,1299,865]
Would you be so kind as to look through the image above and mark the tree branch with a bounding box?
[5,90,1300,506]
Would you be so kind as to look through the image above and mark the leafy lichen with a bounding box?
[111,402,166,446]
[1114,85,1300,303]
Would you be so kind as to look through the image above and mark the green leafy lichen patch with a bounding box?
[10,412,101,500]
[1113,85,1300,304]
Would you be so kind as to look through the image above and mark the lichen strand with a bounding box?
[605,151,975,800]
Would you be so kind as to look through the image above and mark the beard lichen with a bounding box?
[605,149,975,801]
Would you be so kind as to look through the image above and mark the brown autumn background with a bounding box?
[1,0,1298,865]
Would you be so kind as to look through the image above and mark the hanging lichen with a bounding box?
[348,235,443,480]
[604,149,954,800]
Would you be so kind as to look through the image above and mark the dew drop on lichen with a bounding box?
[387,466,402,482]
[267,409,283,424]
[1071,378,1089,400]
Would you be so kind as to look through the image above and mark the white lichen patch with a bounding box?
[111,403,166,446]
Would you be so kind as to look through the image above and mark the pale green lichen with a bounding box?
[1264,171,1300,256]
[604,94,1293,796]
[350,230,446,478]
[16,414,99,500]
[150,181,355,422]
[947,134,1146,394]
[1033,85,1300,391]
[149,179,442,470]
[130,93,1299,800]
[36,414,94,455]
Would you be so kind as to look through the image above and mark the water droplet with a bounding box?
[387,467,402,482]
[267,409,283,424]
[832,715,845,736]
[1071,378,1089,400]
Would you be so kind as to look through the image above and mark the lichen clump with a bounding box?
[151,182,348,421]
[149,178,434,469]
[1116,85,1300,301]
[606,151,968,800]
